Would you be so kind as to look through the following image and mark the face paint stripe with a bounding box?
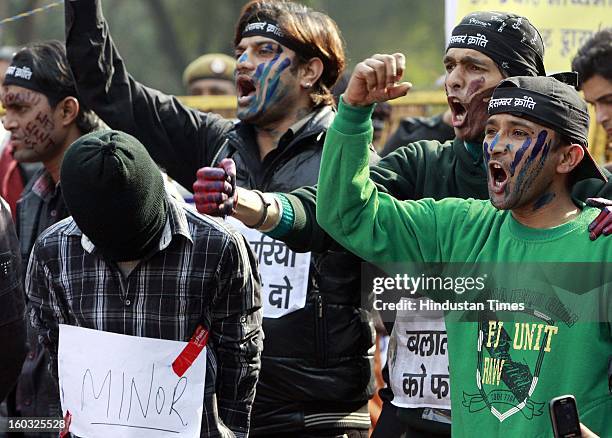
[489,133,499,152]
[254,63,264,80]
[249,52,282,113]
[511,139,550,211]
[264,58,291,103]
[533,192,555,211]
[483,133,499,164]
[510,137,531,177]
[527,130,548,164]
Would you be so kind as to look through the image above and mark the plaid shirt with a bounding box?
[26,197,262,438]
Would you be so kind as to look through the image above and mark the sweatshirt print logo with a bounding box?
[462,310,554,422]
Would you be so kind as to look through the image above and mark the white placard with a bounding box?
[58,325,206,438]
[388,298,451,409]
[226,217,311,318]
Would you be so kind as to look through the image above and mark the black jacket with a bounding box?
[65,0,374,434]
[381,113,455,157]
[0,197,26,403]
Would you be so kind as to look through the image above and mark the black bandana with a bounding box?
[447,12,546,77]
[489,75,606,182]
[242,16,315,57]
[2,58,62,102]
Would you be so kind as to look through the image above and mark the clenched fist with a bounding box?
[193,158,237,216]
[343,53,413,107]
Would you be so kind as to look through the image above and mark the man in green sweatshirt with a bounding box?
[316,50,611,437]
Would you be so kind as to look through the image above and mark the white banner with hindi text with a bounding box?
[226,217,311,319]
[388,298,451,409]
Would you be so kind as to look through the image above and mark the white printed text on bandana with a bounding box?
[449,33,489,47]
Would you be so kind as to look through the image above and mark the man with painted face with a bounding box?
[194,12,612,437]
[0,40,100,431]
[316,51,612,437]
[64,1,375,436]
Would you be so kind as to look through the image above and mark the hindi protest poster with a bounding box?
[444,0,612,161]
[388,298,451,409]
[226,217,311,318]
[58,325,206,438]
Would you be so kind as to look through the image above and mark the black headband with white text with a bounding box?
[241,18,316,58]
[446,12,545,78]
[488,87,588,146]
[3,60,64,102]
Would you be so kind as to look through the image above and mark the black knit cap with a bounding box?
[447,11,546,78]
[61,130,168,261]
[488,75,607,182]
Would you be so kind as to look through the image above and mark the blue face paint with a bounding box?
[254,63,264,80]
[238,53,248,64]
[507,131,553,210]
[526,130,549,164]
[248,51,281,112]
[245,47,291,117]
[505,143,513,152]
[533,192,555,211]
[509,137,532,177]
[265,58,291,102]
[483,133,499,164]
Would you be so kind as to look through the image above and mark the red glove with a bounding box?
[586,197,612,240]
[193,158,237,216]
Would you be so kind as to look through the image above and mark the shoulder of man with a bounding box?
[180,205,251,250]
[33,217,78,248]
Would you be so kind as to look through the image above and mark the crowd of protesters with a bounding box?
[0,1,610,437]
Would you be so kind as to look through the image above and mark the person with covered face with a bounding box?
[64,0,376,436]
[316,48,611,436]
[26,130,262,438]
[193,11,612,437]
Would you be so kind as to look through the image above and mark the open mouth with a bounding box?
[236,76,256,105]
[447,97,467,127]
[488,162,509,193]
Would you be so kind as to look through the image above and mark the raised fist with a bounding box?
[343,53,412,107]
